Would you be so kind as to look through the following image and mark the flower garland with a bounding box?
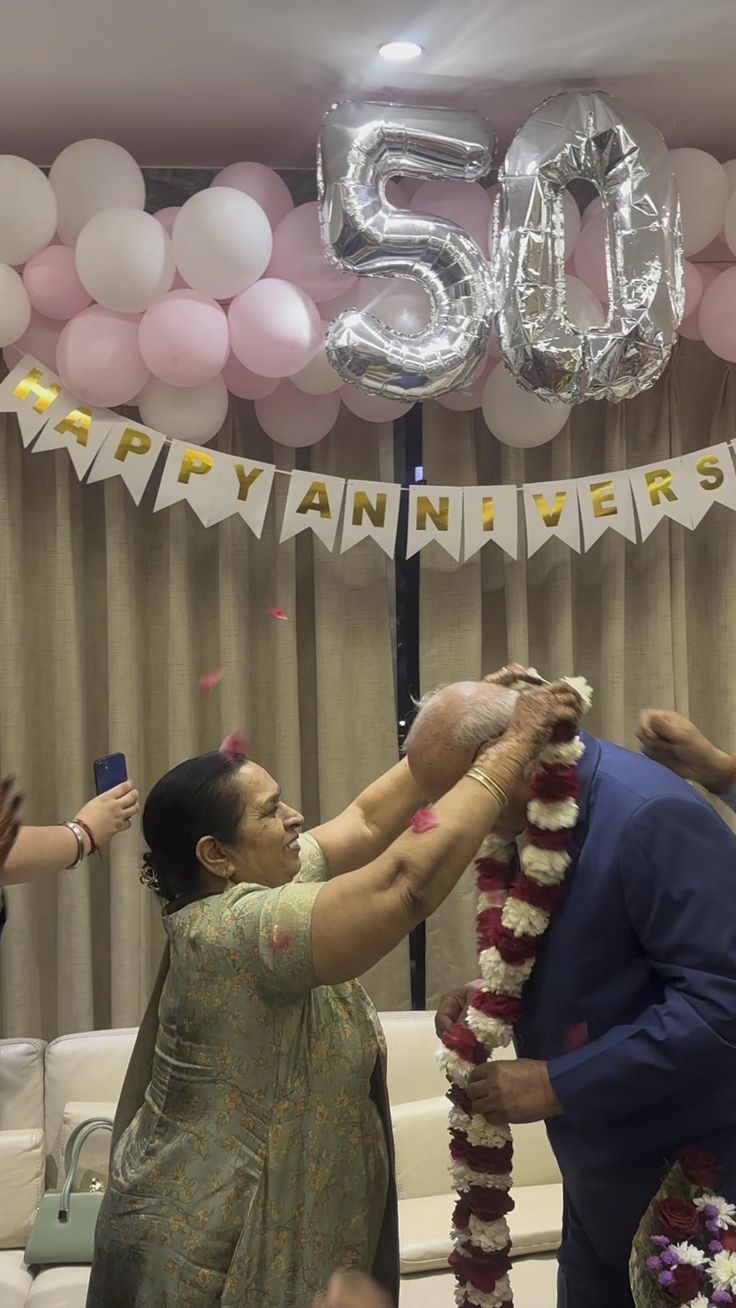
[439,674,592,1308]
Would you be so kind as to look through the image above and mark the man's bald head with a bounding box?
[405,680,519,800]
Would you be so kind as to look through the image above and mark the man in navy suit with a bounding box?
[427,681,736,1307]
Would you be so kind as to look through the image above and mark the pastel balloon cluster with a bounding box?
[0,140,734,450]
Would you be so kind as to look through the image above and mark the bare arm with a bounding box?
[310,758,426,878]
[311,683,582,985]
[1,781,140,885]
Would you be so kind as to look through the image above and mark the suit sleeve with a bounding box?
[548,796,736,1136]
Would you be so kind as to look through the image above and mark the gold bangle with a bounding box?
[465,768,509,808]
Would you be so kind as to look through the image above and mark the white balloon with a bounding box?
[723,160,736,194]
[291,324,343,394]
[172,188,272,300]
[565,274,606,329]
[669,148,728,256]
[76,208,175,313]
[356,276,432,334]
[481,362,568,448]
[137,376,229,444]
[50,139,145,246]
[0,264,31,346]
[0,157,57,265]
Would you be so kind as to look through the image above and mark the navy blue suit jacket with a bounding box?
[515,732,736,1268]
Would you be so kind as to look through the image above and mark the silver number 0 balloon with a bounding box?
[493,90,684,403]
[318,101,495,402]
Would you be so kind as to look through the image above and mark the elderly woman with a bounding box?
[86,680,580,1308]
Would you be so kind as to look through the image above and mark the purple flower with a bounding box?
[704,1203,720,1218]
[707,1220,720,1232]
[646,1256,662,1271]
[713,1294,734,1305]
[711,1239,724,1252]
[658,1271,675,1287]
[651,1235,670,1248]
[661,1247,679,1265]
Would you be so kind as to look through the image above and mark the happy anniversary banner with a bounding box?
[3,356,735,563]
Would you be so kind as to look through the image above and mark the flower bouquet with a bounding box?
[631,1149,736,1307]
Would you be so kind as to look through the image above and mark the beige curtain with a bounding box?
[421,339,736,1007]
[0,401,409,1041]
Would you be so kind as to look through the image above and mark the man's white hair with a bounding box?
[404,683,520,753]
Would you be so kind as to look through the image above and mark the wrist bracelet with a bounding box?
[61,821,85,870]
[465,768,509,808]
[74,818,98,855]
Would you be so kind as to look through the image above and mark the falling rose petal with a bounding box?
[270,926,292,953]
[266,606,288,621]
[408,808,439,833]
[220,731,250,759]
[198,666,224,695]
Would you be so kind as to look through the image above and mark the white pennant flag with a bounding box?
[280,470,345,550]
[679,444,736,528]
[628,458,693,541]
[578,471,637,550]
[463,485,518,561]
[87,421,166,505]
[406,485,463,561]
[154,443,220,526]
[32,394,115,479]
[0,356,64,447]
[340,479,401,557]
[523,479,581,557]
[206,453,275,535]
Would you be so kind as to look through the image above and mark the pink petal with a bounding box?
[408,808,439,834]
[220,731,250,759]
[198,666,225,695]
[266,606,288,621]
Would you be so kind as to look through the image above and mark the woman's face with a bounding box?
[227,761,304,888]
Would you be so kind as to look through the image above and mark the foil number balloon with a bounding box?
[493,90,684,403]
[318,101,495,402]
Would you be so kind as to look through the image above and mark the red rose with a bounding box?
[450,1132,513,1174]
[471,990,523,1025]
[526,825,573,851]
[477,907,503,950]
[507,873,565,914]
[447,1084,473,1117]
[722,1229,736,1252]
[668,1264,704,1305]
[492,922,539,964]
[454,1188,514,1227]
[476,856,513,886]
[449,1249,512,1293]
[653,1197,700,1243]
[678,1148,719,1189]
[529,765,580,802]
[441,1023,487,1065]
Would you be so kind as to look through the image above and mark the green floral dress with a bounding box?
[86,834,397,1308]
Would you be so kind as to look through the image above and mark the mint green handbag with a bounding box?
[24,1116,113,1267]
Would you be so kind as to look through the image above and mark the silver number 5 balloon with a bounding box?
[318,101,495,402]
[493,90,684,403]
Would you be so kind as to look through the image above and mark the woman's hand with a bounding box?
[476,680,583,769]
[483,663,544,689]
[0,776,22,870]
[314,1271,390,1308]
[637,709,735,793]
[75,781,140,851]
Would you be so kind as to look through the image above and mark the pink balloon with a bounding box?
[153,210,188,290]
[341,386,413,423]
[57,307,149,406]
[222,352,279,400]
[562,191,581,262]
[211,163,294,230]
[385,179,409,208]
[255,381,339,446]
[410,180,492,254]
[3,310,62,370]
[582,196,603,226]
[267,202,357,301]
[683,260,704,320]
[22,245,92,321]
[573,215,608,303]
[679,265,723,340]
[228,278,322,378]
[698,267,736,361]
[138,290,229,386]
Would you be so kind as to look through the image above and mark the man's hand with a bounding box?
[637,710,735,793]
[313,1271,390,1308]
[435,982,480,1037]
[0,776,22,871]
[467,1058,562,1124]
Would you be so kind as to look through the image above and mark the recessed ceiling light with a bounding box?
[379,41,422,62]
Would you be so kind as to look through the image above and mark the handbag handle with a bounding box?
[59,1117,113,1221]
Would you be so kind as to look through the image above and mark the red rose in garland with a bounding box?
[653,1196,700,1243]
[667,1263,704,1304]
[678,1148,718,1189]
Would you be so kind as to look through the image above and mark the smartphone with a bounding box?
[93,753,128,794]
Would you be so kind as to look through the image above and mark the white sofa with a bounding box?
[0,1012,561,1307]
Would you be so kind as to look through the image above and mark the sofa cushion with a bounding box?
[399,1254,558,1308]
[44,1030,136,1186]
[392,1097,452,1201]
[398,1183,562,1273]
[26,1264,91,1307]
[0,1128,45,1248]
[0,1247,34,1308]
[58,1103,117,1192]
[381,1012,448,1105]
[0,1038,46,1132]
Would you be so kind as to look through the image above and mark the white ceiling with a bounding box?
[3,0,736,167]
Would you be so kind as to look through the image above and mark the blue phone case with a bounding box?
[94,753,128,794]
